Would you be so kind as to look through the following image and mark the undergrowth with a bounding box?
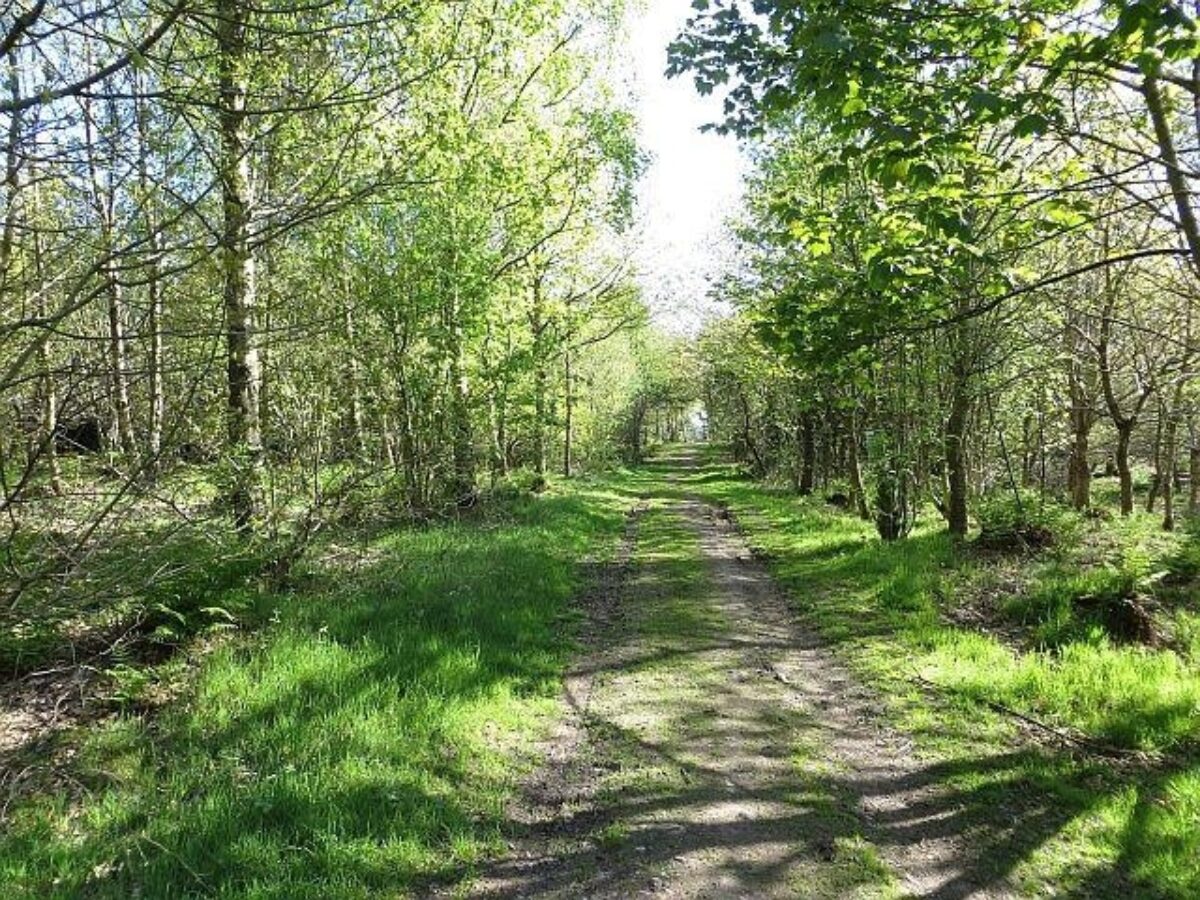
[0,478,629,899]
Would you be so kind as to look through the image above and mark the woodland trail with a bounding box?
[442,448,1019,900]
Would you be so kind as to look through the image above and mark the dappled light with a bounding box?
[4,0,1200,896]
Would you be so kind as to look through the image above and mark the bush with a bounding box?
[974,489,1077,552]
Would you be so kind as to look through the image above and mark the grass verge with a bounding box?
[678,449,1200,900]
[1,480,628,899]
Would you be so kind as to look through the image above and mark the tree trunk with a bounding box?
[944,367,971,537]
[105,269,137,458]
[1021,413,1037,487]
[533,358,548,480]
[343,296,366,460]
[495,387,509,478]
[1162,384,1185,531]
[562,350,573,478]
[1188,412,1200,515]
[395,367,420,507]
[218,0,264,532]
[1190,441,1200,516]
[1145,73,1200,273]
[135,74,165,470]
[3,60,61,495]
[486,384,502,484]
[1147,408,1165,513]
[1067,415,1091,511]
[846,411,870,520]
[0,57,21,300]
[1065,326,1094,510]
[83,92,137,459]
[34,226,61,495]
[146,230,165,466]
[381,412,397,470]
[446,288,474,505]
[1097,288,1150,518]
[628,398,646,462]
[737,389,765,476]
[482,323,507,482]
[1115,423,1135,516]
[798,413,816,495]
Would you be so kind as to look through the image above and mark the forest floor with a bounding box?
[2,446,1196,898]
[443,448,1016,899]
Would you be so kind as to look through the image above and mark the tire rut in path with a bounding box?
[442,473,1017,899]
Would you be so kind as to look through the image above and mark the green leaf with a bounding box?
[1013,113,1049,137]
[842,96,867,116]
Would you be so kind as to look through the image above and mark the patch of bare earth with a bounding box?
[438,455,1021,899]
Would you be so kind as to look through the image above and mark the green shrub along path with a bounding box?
[3,447,1197,898]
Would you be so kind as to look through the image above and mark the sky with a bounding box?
[625,0,747,334]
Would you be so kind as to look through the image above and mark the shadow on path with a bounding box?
[435,448,1151,899]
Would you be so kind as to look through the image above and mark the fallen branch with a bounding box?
[910,669,1151,762]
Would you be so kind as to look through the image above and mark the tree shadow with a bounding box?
[447,643,1197,899]
[0,490,631,898]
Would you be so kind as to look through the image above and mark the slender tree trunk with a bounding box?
[486,384,502,484]
[135,76,165,470]
[1115,423,1135,516]
[798,413,816,495]
[1186,408,1200,515]
[737,389,765,476]
[1145,74,1200,274]
[397,376,419,505]
[343,296,366,460]
[628,398,646,462]
[1021,413,1037,487]
[385,318,419,505]
[1065,320,1094,510]
[562,350,573,478]
[495,387,509,477]
[218,0,264,532]
[482,323,506,482]
[1098,291,1150,517]
[533,359,548,479]
[0,58,20,300]
[446,289,474,504]
[945,366,971,537]
[846,411,870,520]
[1148,408,1165,513]
[105,269,137,457]
[83,92,137,459]
[1068,416,1091,510]
[37,341,61,494]
[381,412,397,470]
[1189,425,1200,516]
[2,58,59,494]
[146,234,165,465]
[33,224,61,495]
[1162,383,1185,531]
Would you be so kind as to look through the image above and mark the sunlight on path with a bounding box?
[444,449,1018,899]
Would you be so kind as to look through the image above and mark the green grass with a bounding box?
[0,480,629,899]
[7,448,1197,897]
[676,448,1200,898]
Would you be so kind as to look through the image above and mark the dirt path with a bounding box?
[441,452,1018,899]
